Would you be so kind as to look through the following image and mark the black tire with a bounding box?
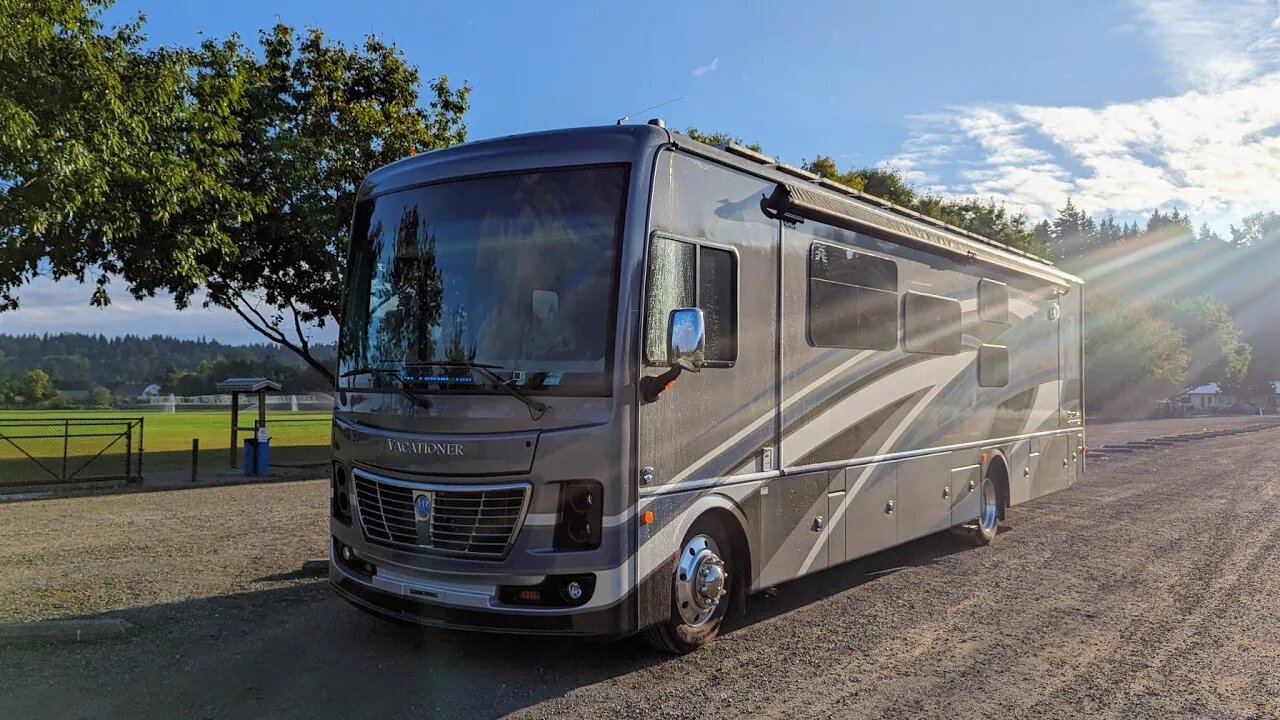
[642,516,733,654]
[970,474,1000,545]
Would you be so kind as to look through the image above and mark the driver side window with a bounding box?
[644,235,738,366]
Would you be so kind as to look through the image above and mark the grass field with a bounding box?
[0,409,331,484]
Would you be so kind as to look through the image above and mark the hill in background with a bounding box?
[0,333,336,399]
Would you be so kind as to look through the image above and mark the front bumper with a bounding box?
[331,566,635,638]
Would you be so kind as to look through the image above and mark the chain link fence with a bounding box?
[0,417,144,487]
[259,414,331,466]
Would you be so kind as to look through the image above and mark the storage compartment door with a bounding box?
[844,462,899,562]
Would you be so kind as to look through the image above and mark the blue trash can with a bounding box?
[243,438,257,477]
[255,438,270,475]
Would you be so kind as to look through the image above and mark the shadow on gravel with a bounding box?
[726,528,976,635]
[2,529,982,720]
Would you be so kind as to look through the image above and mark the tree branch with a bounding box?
[224,292,336,387]
[287,297,311,356]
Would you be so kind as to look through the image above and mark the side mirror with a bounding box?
[641,307,705,403]
[667,308,705,373]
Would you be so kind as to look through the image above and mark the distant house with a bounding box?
[1175,382,1280,413]
[1175,384,1236,412]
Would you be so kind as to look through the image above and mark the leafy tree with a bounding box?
[911,194,1041,254]
[91,385,113,408]
[801,155,1042,254]
[42,394,75,410]
[857,167,919,208]
[1159,295,1250,387]
[683,127,763,153]
[1229,211,1280,249]
[0,0,258,312]
[1084,294,1188,418]
[21,368,53,403]
[178,25,469,386]
[803,155,866,191]
[1,6,469,387]
[1219,349,1273,405]
[41,354,91,390]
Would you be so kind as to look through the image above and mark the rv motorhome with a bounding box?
[329,122,1085,653]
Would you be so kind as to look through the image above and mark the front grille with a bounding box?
[353,474,529,559]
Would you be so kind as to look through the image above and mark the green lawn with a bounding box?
[0,409,332,483]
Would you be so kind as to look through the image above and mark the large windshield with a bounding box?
[339,164,629,395]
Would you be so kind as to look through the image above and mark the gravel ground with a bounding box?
[1086,414,1280,448]
[3,426,1280,719]
[0,479,329,622]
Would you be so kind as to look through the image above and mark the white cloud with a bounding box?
[879,0,1280,228]
[1131,0,1280,91]
[691,58,719,77]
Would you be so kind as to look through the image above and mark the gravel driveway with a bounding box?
[3,425,1279,719]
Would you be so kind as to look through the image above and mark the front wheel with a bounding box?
[643,518,733,654]
[969,474,1000,545]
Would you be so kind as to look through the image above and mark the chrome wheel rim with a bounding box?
[979,477,998,532]
[674,534,727,627]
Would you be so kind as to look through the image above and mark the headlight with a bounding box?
[553,480,602,550]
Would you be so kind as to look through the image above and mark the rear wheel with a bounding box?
[643,517,732,654]
[970,474,1000,545]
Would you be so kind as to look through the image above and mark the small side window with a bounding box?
[978,344,1009,387]
[644,236,738,365]
[903,291,962,355]
[978,279,1008,324]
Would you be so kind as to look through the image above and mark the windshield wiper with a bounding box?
[339,366,400,379]
[338,366,432,409]
[426,361,549,420]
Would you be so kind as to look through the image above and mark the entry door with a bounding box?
[636,152,780,492]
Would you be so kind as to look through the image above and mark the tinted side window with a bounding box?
[903,292,962,355]
[979,344,1009,387]
[698,245,737,363]
[807,242,898,350]
[978,278,1009,324]
[644,236,738,365]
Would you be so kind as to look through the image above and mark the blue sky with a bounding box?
[8,0,1280,343]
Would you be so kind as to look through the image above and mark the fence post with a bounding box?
[137,417,145,480]
[126,422,133,480]
[62,419,69,481]
[230,398,239,469]
[191,438,199,483]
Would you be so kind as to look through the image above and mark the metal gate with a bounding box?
[0,417,144,487]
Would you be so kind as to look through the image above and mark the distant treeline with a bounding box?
[0,334,336,403]
[1039,204,1280,418]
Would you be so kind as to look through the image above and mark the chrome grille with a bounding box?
[353,473,529,559]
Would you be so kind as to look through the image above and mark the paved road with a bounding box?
[3,426,1280,719]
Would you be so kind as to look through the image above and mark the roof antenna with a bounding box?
[616,97,683,125]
